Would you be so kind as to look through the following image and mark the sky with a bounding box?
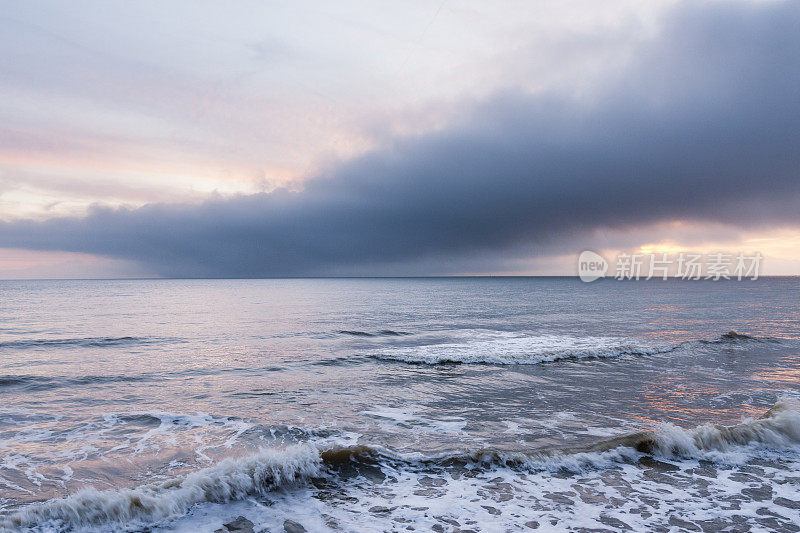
[0,0,799,278]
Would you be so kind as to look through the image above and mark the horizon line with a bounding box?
[0,275,797,282]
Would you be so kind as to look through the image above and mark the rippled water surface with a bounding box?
[1,278,799,532]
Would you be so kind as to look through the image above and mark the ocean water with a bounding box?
[0,277,799,532]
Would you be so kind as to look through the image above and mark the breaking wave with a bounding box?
[369,330,673,365]
[3,445,321,530]
[320,400,800,471]
[368,330,774,365]
[6,401,800,531]
[532,399,800,469]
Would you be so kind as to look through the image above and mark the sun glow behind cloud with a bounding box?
[632,229,800,276]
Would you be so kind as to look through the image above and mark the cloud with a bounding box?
[1,0,799,277]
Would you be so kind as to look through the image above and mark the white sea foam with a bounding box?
[145,403,800,533]
[306,402,800,532]
[7,401,800,532]
[363,405,468,434]
[371,330,670,364]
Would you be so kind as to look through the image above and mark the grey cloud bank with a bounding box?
[1,1,799,276]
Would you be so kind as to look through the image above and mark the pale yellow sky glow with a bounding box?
[630,229,800,276]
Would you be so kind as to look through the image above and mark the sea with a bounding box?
[0,277,799,532]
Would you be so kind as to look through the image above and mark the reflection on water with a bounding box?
[0,277,798,523]
[751,354,800,385]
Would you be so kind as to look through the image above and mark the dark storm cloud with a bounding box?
[1,0,799,276]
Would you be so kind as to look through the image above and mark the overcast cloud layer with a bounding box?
[1,0,799,277]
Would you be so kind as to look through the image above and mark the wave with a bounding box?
[339,329,411,337]
[0,336,148,350]
[5,401,800,530]
[369,330,673,365]
[319,400,800,472]
[3,445,321,530]
[368,329,779,365]
[0,374,151,392]
[537,399,800,468]
[699,330,776,344]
